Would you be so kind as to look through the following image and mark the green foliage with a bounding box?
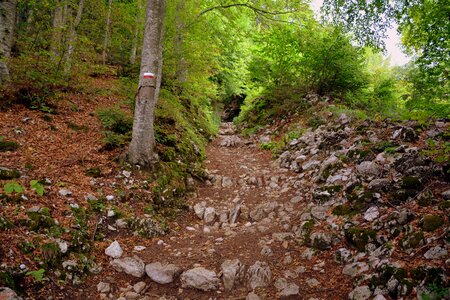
[26,269,46,282]
[4,181,24,194]
[97,108,133,135]
[0,136,20,152]
[30,180,45,196]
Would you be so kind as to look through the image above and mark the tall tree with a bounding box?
[127,0,166,167]
[63,0,86,74]
[102,0,114,65]
[0,0,17,84]
[130,0,144,65]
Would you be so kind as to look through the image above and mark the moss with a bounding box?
[389,189,417,204]
[402,176,422,190]
[0,215,13,230]
[344,227,376,252]
[438,200,450,210]
[372,141,399,153]
[41,242,61,267]
[26,207,55,231]
[0,140,20,152]
[422,215,444,232]
[332,204,355,216]
[0,271,16,290]
[84,167,102,178]
[401,231,424,249]
[18,240,36,254]
[0,168,21,180]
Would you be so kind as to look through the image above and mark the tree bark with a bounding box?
[102,0,113,65]
[174,0,187,91]
[63,0,86,75]
[0,0,17,84]
[127,0,166,168]
[50,0,65,59]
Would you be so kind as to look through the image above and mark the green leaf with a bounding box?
[26,269,46,282]
[4,181,24,194]
[30,180,45,196]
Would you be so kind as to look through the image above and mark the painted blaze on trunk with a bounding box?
[127,0,166,168]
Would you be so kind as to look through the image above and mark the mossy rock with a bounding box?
[401,231,424,249]
[402,176,422,190]
[0,168,21,180]
[26,207,55,231]
[0,215,13,230]
[411,266,446,287]
[389,189,417,205]
[332,204,355,216]
[344,227,376,252]
[0,140,20,152]
[84,167,102,178]
[438,200,450,210]
[422,215,444,232]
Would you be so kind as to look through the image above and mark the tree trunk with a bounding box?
[0,0,17,84]
[130,0,143,65]
[102,0,113,65]
[50,0,65,59]
[63,0,86,75]
[174,0,187,92]
[127,0,166,168]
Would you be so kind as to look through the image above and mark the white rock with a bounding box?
[246,292,261,300]
[58,188,72,197]
[180,267,220,291]
[97,282,111,293]
[106,195,114,201]
[364,207,380,221]
[247,261,272,289]
[424,246,448,260]
[221,259,245,291]
[193,203,205,219]
[145,262,181,284]
[133,281,146,293]
[56,239,68,254]
[133,246,146,252]
[280,282,300,297]
[349,285,372,300]
[110,256,145,278]
[204,207,216,224]
[105,241,123,258]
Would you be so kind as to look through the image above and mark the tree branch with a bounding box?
[197,2,298,19]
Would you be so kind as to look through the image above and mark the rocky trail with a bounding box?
[86,117,449,300]
[85,122,354,300]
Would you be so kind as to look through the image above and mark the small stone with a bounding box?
[194,203,205,219]
[311,206,327,220]
[58,188,72,197]
[290,196,302,203]
[442,189,450,200]
[133,281,146,293]
[222,177,234,188]
[106,195,114,201]
[356,161,381,178]
[124,291,139,300]
[306,278,320,288]
[343,262,369,277]
[246,292,261,300]
[97,282,111,293]
[180,267,220,291]
[363,207,379,222]
[105,241,123,258]
[110,256,145,278]
[247,261,272,289]
[204,207,216,224]
[145,262,181,284]
[274,278,288,290]
[280,283,300,297]
[133,246,146,252]
[115,219,128,229]
[349,286,372,300]
[56,239,68,254]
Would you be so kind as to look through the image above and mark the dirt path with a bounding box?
[86,123,352,299]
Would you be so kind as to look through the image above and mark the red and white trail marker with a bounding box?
[143,72,155,79]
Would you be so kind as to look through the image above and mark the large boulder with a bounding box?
[145,262,181,284]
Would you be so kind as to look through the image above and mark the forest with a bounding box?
[0,0,449,299]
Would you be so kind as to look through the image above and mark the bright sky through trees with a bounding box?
[310,0,410,66]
